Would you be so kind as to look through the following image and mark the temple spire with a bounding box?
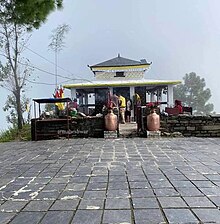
[118,53,120,58]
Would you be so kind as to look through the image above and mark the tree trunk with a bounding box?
[15,90,23,130]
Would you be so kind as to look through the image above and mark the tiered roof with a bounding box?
[89,54,151,68]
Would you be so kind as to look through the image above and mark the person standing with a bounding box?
[118,93,126,124]
[111,93,119,108]
[69,98,78,111]
[68,98,78,117]
[174,100,183,114]
[125,99,132,122]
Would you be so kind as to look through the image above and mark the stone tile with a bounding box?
[163,170,181,177]
[10,211,45,224]
[38,172,56,178]
[154,188,180,197]
[59,190,83,200]
[171,180,195,188]
[131,189,154,198]
[205,174,220,181]
[49,199,80,210]
[78,199,104,210]
[141,166,161,175]
[69,176,90,183]
[150,180,173,188]
[0,201,28,212]
[89,176,108,183]
[109,170,126,177]
[26,183,45,193]
[105,198,130,209]
[134,209,165,223]
[65,183,87,191]
[193,208,220,223]
[71,209,102,224]
[212,180,220,187]
[129,181,150,189]
[86,182,107,191]
[32,177,51,185]
[40,211,74,224]
[23,200,54,211]
[127,175,146,182]
[103,210,131,224]
[42,183,66,192]
[133,197,159,209]
[107,181,128,190]
[184,174,208,181]
[83,190,106,199]
[200,187,220,196]
[192,180,216,188]
[145,174,166,181]
[184,196,216,208]
[92,169,108,176]
[158,196,188,208]
[165,174,188,181]
[75,169,92,176]
[164,209,198,223]
[10,191,33,201]
[109,175,127,182]
[35,190,61,200]
[208,196,220,206]
[176,187,204,197]
[0,212,16,224]
[107,189,130,198]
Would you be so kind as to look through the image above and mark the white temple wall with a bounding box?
[95,70,144,80]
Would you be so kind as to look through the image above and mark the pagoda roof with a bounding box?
[89,54,151,68]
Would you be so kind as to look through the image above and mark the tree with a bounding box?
[0,23,33,130]
[174,72,214,115]
[48,23,70,87]
[0,0,63,129]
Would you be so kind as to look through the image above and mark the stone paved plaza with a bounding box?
[1,138,220,223]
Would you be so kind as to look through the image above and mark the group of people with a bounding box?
[67,93,139,122]
[109,93,133,124]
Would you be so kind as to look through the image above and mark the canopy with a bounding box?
[33,98,72,104]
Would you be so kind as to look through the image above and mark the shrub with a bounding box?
[0,124,31,142]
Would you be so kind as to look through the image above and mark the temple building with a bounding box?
[63,54,181,119]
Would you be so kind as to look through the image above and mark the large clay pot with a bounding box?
[147,110,160,131]
[105,110,118,131]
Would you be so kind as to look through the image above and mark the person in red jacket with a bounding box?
[175,100,183,114]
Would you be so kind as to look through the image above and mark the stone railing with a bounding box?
[31,116,104,141]
[160,115,220,137]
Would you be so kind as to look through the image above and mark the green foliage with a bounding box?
[49,24,70,52]
[0,0,63,29]
[19,124,31,141]
[174,72,214,115]
[3,94,30,128]
[0,124,31,142]
[0,128,18,142]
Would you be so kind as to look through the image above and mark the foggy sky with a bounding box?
[1,0,220,129]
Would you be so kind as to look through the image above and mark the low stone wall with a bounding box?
[160,115,220,137]
[31,116,104,140]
